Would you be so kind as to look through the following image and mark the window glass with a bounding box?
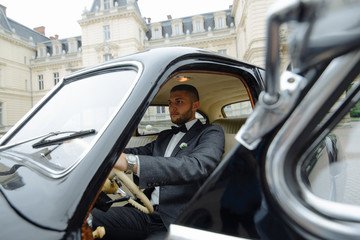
[196,21,201,32]
[223,101,252,118]
[154,29,160,39]
[104,0,110,9]
[138,106,206,135]
[104,54,113,62]
[218,18,223,28]
[55,46,59,55]
[0,102,3,126]
[301,81,360,206]
[70,42,76,53]
[174,25,180,36]
[218,49,227,55]
[4,67,138,174]
[38,75,44,90]
[54,72,59,85]
[104,25,110,40]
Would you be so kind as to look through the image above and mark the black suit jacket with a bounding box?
[125,120,225,228]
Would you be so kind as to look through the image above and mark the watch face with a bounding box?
[127,155,137,164]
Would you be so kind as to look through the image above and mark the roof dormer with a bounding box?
[151,22,163,40]
[67,38,79,53]
[214,11,227,29]
[171,19,183,37]
[51,40,63,56]
[37,43,47,58]
[192,15,205,33]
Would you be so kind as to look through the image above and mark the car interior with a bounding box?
[100,70,255,214]
[126,70,254,160]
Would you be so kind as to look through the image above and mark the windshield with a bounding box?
[1,64,139,177]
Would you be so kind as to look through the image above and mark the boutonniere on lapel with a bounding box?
[179,142,188,149]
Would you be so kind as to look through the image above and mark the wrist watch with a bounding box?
[125,154,138,174]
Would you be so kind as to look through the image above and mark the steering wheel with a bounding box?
[102,168,154,214]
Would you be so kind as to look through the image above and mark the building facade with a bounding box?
[0,0,283,135]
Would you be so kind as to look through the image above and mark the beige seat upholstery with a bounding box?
[126,135,158,148]
[211,118,247,134]
[211,118,247,159]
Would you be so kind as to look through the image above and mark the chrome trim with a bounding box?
[0,61,143,179]
[236,0,314,150]
[266,50,360,239]
[236,71,306,150]
[167,224,250,240]
[63,60,135,80]
[264,0,302,104]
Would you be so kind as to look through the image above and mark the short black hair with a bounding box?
[170,84,199,101]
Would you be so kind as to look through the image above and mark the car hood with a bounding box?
[0,151,73,231]
[0,190,65,239]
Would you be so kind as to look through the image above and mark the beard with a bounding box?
[171,106,193,125]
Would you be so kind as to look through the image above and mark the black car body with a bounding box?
[0,47,265,239]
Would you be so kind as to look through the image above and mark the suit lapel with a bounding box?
[170,120,204,157]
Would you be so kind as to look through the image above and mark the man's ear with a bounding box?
[193,101,199,110]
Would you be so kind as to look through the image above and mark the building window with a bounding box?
[0,102,3,126]
[174,25,180,36]
[104,25,110,40]
[154,29,160,39]
[156,106,166,114]
[70,42,76,53]
[0,69,2,87]
[54,72,59,85]
[104,54,113,61]
[104,0,110,9]
[218,49,227,55]
[196,21,201,32]
[38,75,44,90]
[55,45,60,55]
[218,18,223,28]
[39,48,44,57]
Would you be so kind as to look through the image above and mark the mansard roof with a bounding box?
[0,5,49,43]
[146,9,234,40]
[90,0,129,11]
[89,0,142,14]
[38,36,82,56]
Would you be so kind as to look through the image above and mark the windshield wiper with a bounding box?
[32,129,96,149]
[0,132,56,152]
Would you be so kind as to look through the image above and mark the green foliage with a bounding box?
[350,101,360,118]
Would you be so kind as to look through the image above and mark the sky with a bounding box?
[0,0,233,39]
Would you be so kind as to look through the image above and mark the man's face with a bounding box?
[168,90,199,125]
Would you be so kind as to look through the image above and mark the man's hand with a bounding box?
[114,153,138,174]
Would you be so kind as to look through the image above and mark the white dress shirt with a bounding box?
[150,119,197,205]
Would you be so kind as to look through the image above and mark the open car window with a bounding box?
[223,101,253,118]
[300,79,360,206]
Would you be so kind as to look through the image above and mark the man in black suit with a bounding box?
[92,84,225,239]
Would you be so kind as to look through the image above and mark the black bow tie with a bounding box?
[171,125,187,134]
